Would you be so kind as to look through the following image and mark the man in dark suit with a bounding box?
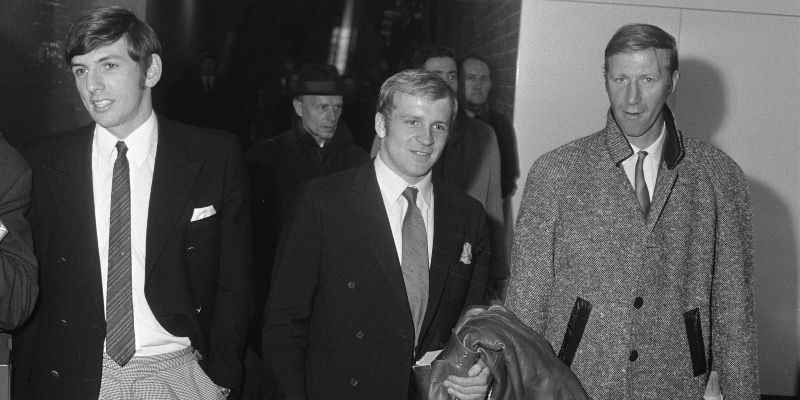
[14,7,251,399]
[263,70,490,400]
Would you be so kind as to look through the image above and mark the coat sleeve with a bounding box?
[505,152,568,333]
[262,183,322,400]
[0,136,38,331]
[707,154,760,399]
[207,136,253,396]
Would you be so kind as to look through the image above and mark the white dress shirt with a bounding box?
[374,154,434,266]
[621,124,666,202]
[93,112,191,356]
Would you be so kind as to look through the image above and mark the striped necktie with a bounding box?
[106,141,135,366]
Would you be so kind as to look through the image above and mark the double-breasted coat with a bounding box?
[263,162,490,399]
[14,117,252,399]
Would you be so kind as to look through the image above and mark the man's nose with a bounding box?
[625,81,640,104]
[417,127,434,145]
[86,70,104,92]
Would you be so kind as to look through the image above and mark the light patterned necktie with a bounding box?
[401,187,429,345]
[635,150,650,216]
[106,141,135,366]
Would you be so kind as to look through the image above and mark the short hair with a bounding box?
[64,6,162,75]
[411,45,456,69]
[458,54,492,78]
[604,23,678,75]
[459,54,490,73]
[377,69,457,128]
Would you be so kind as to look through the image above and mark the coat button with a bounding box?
[349,378,358,387]
[634,297,643,309]
[629,350,639,362]
[56,257,67,265]
[347,281,356,290]
[355,331,365,340]
[59,319,69,327]
[50,370,60,378]
[186,246,196,252]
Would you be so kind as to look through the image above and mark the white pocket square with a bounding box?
[459,242,472,264]
[191,205,216,222]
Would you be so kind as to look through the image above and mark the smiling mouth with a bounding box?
[92,100,112,109]
[410,150,431,157]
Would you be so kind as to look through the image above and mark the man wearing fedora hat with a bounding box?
[245,63,368,353]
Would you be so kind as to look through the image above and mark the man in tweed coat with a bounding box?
[506,24,759,399]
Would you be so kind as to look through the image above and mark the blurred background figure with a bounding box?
[245,62,368,356]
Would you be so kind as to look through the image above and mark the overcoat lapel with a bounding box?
[418,180,460,341]
[44,125,103,306]
[346,164,411,315]
[145,118,203,277]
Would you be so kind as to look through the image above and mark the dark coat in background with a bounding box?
[14,117,253,399]
[244,123,368,353]
[263,162,490,399]
[0,133,38,331]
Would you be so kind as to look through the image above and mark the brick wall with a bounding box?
[434,0,521,122]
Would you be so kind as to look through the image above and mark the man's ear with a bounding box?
[374,112,386,139]
[293,98,304,118]
[144,54,162,88]
[668,69,680,94]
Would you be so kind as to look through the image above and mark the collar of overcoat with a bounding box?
[605,105,685,170]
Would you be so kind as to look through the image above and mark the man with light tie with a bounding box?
[264,69,491,399]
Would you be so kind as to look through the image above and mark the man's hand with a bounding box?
[442,359,490,400]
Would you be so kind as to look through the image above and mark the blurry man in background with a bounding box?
[245,63,367,354]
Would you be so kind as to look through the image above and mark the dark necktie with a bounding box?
[106,141,135,366]
[635,151,650,216]
[401,187,429,344]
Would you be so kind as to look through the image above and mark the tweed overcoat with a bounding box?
[506,107,759,399]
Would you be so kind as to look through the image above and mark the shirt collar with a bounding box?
[374,153,433,207]
[94,111,158,168]
[628,122,666,160]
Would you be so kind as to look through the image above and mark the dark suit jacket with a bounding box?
[0,133,38,331]
[14,117,253,399]
[263,162,490,400]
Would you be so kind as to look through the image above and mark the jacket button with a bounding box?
[347,281,356,290]
[50,370,60,378]
[195,306,202,314]
[355,331,365,340]
[629,350,639,362]
[186,246,196,252]
[349,378,358,387]
[56,257,67,265]
[634,297,643,309]
[59,319,69,327]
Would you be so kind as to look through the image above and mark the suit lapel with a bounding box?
[418,179,460,341]
[45,125,103,306]
[346,164,412,317]
[647,163,678,231]
[146,118,203,277]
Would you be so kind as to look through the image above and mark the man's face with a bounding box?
[376,93,452,185]
[71,37,161,139]
[605,49,678,147]
[293,95,343,145]
[461,58,492,108]
[423,57,458,93]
